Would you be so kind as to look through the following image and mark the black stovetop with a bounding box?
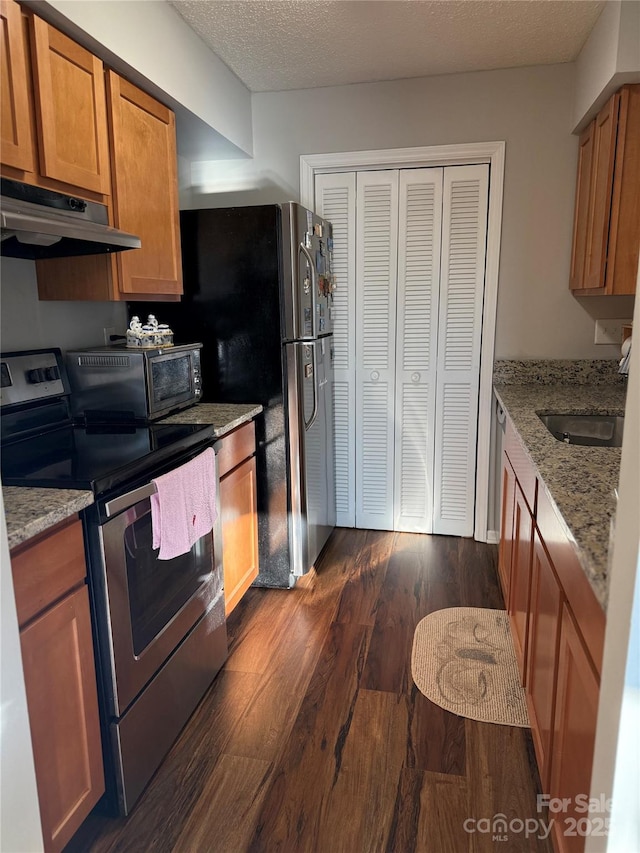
[1,419,216,495]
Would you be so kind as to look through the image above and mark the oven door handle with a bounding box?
[105,482,157,518]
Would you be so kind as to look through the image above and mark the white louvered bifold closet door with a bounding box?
[355,171,399,530]
[433,164,489,536]
[393,169,443,533]
[315,172,357,527]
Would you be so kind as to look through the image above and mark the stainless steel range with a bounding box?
[0,348,227,816]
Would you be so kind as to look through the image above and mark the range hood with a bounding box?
[1,179,141,260]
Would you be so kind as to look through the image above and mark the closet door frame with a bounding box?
[301,141,505,543]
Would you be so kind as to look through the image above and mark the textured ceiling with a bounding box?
[169,0,605,93]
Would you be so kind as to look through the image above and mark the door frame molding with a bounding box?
[300,141,505,542]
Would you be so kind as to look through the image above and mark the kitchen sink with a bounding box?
[538,413,625,447]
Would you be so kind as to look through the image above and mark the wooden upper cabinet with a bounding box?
[606,84,640,295]
[0,0,36,172]
[107,71,183,297]
[37,71,183,301]
[569,120,594,292]
[582,94,619,291]
[29,14,110,195]
[570,85,640,295]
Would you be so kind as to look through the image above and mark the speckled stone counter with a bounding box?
[494,381,627,611]
[3,487,94,551]
[159,402,263,436]
[2,404,261,551]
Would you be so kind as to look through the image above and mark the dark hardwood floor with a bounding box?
[67,530,552,853]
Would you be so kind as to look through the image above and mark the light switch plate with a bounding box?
[594,319,630,345]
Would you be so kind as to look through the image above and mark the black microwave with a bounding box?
[66,343,202,421]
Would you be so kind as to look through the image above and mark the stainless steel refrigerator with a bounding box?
[130,203,336,588]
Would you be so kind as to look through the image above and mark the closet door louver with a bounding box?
[315,172,357,527]
[433,164,489,536]
[393,169,443,533]
[355,171,399,530]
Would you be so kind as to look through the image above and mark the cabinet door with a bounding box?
[355,170,399,530]
[20,585,104,853]
[498,451,516,603]
[549,604,600,853]
[220,456,259,616]
[29,15,110,195]
[606,84,640,296]
[526,531,563,791]
[433,164,489,536]
[107,71,183,298]
[582,94,620,291]
[1,0,35,172]
[315,172,357,528]
[393,168,443,533]
[508,482,533,682]
[569,120,594,292]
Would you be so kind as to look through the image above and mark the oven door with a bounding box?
[99,479,221,717]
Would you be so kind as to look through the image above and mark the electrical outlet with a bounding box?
[594,319,629,345]
[103,326,116,346]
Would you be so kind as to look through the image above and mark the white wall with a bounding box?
[0,259,128,352]
[190,63,632,360]
[586,265,640,853]
[574,0,640,130]
[28,0,253,160]
[0,490,44,853]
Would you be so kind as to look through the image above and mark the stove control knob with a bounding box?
[26,368,46,384]
[44,366,60,382]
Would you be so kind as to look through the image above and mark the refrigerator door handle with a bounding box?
[299,242,318,339]
[303,345,319,432]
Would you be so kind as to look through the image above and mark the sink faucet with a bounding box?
[619,337,632,376]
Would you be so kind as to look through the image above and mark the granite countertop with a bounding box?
[159,402,263,436]
[3,403,262,551]
[3,487,94,551]
[493,381,627,611]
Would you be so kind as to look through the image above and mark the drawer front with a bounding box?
[504,416,537,515]
[217,421,256,479]
[10,516,86,627]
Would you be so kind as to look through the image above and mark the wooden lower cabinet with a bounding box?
[525,532,563,791]
[498,451,516,602]
[498,414,606,853]
[508,481,533,681]
[218,422,259,616]
[549,605,600,853]
[11,517,104,853]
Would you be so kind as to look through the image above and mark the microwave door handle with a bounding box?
[104,482,157,518]
[299,242,317,339]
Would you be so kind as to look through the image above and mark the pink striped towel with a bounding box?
[150,447,217,560]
